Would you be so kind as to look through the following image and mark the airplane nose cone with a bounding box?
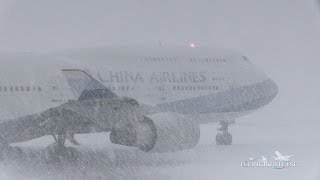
[237,78,278,111]
[270,79,278,99]
[262,79,278,100]
[238,78,278,112]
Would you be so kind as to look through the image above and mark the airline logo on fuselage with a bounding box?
[97,71,224,84]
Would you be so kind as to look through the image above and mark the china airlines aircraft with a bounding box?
[0,46,278,160]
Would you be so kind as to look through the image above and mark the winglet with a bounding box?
[62,69,117,100]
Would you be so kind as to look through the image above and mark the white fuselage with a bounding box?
[0,46,277,122]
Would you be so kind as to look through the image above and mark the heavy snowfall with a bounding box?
[0,0,319,180]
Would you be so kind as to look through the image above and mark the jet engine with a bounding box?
[110,112,200,152]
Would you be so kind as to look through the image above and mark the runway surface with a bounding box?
[1,107,319,180]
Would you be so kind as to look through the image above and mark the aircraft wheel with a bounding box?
[216,132,232,145]
[44,143,80,164]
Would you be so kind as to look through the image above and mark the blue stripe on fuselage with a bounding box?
[156,79,278,114]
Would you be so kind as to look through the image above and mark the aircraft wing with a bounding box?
[0,114,46,144]
[0,69,158,145]
[0,69,201,153]
[0,105,96,144]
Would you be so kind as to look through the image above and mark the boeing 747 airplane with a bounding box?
[0,45,278,160]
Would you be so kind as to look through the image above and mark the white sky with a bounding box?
[0,0,318,51]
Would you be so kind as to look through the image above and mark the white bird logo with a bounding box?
[273,151,293,161]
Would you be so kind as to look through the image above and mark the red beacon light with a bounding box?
[189,43,197,48]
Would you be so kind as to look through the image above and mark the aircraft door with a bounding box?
[47,76,65,104]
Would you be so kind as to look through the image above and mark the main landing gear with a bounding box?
[44,132,80,163]
[215,120,232,145]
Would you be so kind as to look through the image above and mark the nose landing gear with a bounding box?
[216,120,232,145]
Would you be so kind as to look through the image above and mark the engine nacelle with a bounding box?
[110,112,200,152]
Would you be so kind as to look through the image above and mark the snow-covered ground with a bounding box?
[1,104,319,180]
[4,85,318,180]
